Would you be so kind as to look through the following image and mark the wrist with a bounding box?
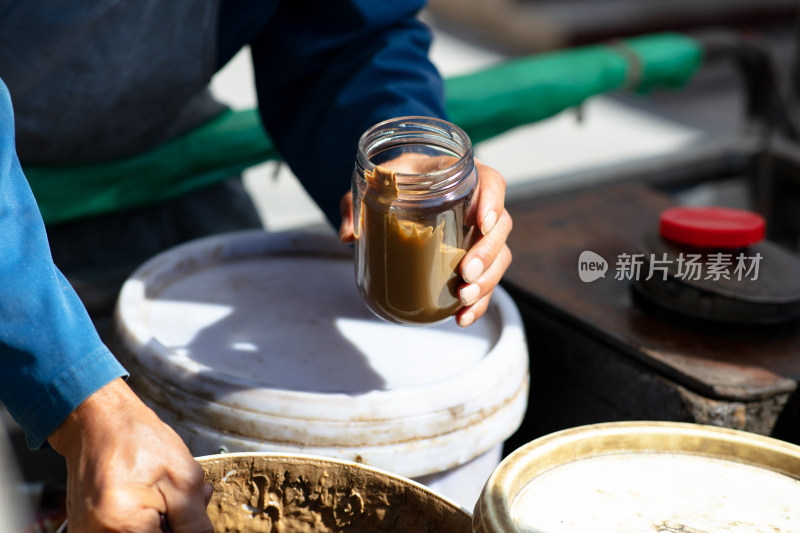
[47,378,134,457]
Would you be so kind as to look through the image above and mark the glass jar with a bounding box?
[352,116,477,326]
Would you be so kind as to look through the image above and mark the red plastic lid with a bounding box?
[659,206,765,248]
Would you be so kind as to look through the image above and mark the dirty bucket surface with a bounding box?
[197,453,472,533]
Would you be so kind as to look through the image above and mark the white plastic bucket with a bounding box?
[113,228,529,509]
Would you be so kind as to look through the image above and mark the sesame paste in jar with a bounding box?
[357,165,466,324]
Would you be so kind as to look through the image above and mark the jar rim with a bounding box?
[356,116,473,187]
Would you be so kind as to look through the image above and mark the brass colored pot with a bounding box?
[197,452,472,533]
[474,421,800,532]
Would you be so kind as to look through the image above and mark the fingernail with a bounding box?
[481,211,497,235]
[458,311,475,328]
[462,258,484,284]
[460,283,480,306]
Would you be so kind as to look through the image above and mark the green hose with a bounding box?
[446,32,703,144]
[25,108,275,226]
[24,32,703,225]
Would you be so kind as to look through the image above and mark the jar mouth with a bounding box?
[357,116,474,194]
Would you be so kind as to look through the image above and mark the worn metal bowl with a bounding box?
[474,421,800,532]
[197,452,472,532]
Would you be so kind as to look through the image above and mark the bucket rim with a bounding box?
[113,228,529,422]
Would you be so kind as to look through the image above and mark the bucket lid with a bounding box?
[114,229,529,477]
[474,421,800,532]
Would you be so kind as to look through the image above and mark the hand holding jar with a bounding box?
[338,117,512,328]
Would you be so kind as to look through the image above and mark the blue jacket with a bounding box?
[0,78,127,448]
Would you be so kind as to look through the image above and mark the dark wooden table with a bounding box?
[501,181,800,454]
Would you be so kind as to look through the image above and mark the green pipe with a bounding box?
[446,32,703,144]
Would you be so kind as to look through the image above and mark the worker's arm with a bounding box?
[0,77,213,532]
[0,77,126,448]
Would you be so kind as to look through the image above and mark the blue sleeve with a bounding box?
[0,78,128,449]
[250,0,447,226]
